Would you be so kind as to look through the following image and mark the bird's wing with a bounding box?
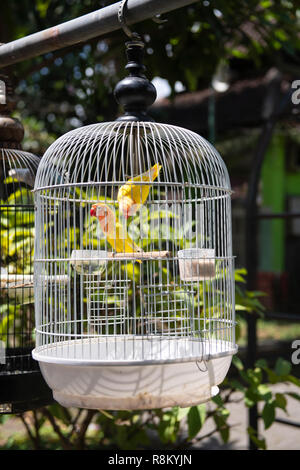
[115,222,142,253]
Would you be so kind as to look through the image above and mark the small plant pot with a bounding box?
[178,248,215,281]
[70,250,108,275]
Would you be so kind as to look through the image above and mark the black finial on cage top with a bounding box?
[114,39,157,122]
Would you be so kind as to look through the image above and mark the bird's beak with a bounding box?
[90,206,96,217]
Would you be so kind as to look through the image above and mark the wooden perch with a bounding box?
[108,251,171,260]
[1,281,34,289]
[0,274,33,289]
[0,274,69,289]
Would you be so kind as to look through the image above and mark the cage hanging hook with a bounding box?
[195,334,208,372]
[196,359,208,373]
[118,0,142,41]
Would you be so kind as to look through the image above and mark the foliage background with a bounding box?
[1,0,300,139]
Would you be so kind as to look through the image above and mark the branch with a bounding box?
[33,410,42,449]
[41,407,73,450]
[75,409,97,450]
[19,413,40,450]
[174,426,219,449]
[68,409,83,439]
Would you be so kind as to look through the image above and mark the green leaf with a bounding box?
[213,408,230,444]
[257,384,272,401]
[228,379,245,393]
[285,375,300,387]
[184,68,198,91]
[231,49,248,59]
[260,0,272,8]
[255,359,268,369]
[247,290,266,298]
[244,388,259,407]
[219,425,230,444]
[275,393,287,411]
[247,426,266,450]
[234,268,247,283]
[212,394,223,406]
[158,417,179,444]
[244,396,255,408]
[235,304,249,311]
[197,404,206,426]
[36,0,52,18]
[177,407,190,421]
[275,358,291,376]
[187,405,205,439]
[232,355,244,371]
[99,409,114,419]
[246,368,261,386]
[220,407,230,419]
[235,321,241,342]
[265,367,281,384]
[262,402,275,429]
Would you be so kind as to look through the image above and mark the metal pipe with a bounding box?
[274,418,300,428]
[245,72,283,450]
[0,0,198,68]
[257,212,300,219]
[264,312,300,321]
[245,76,294,449]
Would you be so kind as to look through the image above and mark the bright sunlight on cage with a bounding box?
[32,40,237,410]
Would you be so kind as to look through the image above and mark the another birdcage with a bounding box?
[0,75,52,413]
[33,40,237,410]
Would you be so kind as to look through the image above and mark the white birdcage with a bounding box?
[32,39,237,410]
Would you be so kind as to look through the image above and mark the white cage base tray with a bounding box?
[33,337,236,410]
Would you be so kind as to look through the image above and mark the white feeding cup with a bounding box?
[178,248,216,281]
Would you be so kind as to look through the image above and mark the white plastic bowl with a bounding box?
[33,337,236,410]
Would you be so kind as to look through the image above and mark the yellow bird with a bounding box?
[90,203,142,261]
[117,163,162,218]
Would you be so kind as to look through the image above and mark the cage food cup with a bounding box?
[70,250,108,275]
[178,248,216,281]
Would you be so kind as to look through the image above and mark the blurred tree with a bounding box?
[1,0,299,135]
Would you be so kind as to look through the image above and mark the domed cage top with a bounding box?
[33,121,236,362]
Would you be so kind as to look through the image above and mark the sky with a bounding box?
[152,77,186,100]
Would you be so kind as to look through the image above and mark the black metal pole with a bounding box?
[245,74,292,449]
[245,118,277,449]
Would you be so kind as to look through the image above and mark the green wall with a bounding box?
[259,134,300,273]
[259,134,285,273]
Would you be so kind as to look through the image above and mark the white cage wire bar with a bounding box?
[33,121,236,370]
